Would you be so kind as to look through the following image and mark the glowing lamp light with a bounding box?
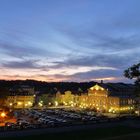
[38,100,43,107]
[9,103,13,106]
[112,110,115,113]
[108,109,112,112]
[38,103,43,107]
[18,102,22,105]
[28,101,32,105]
[101,88,104,91]
[1,112,6,118]
[131,107,133,109]
[96,87,99,90]
[71,104,74,107]
[135,111,139,114]
[55,101,58,107]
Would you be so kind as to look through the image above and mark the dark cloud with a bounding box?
[0,42,48,58]
[52,52,140,70]
[34,70,128,83]
[70,69,122,79]
[2,59,40,69]
[57,27,140,52]
[0,29,57,59]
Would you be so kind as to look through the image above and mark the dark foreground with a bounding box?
[1,124,140,140]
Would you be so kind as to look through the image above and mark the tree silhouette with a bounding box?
[124,62,140,95]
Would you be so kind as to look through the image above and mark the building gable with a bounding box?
[88,84,108,97]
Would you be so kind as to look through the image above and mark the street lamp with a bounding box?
[1,112,6,118]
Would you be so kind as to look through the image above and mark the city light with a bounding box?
[1,112,6,118]
[38,101,43,107]
[55,101,58,107]
[28,101,32,105]
[9,103,13,106]
[17,102,22,105]
[48,102,51,106]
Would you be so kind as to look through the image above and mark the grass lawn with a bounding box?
[1,126,140,140]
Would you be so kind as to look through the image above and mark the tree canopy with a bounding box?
[124,62,140,95]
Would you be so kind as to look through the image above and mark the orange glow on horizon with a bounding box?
[0,76,121,82]
[0,75,69,82]
[0,67,122,82]
[91,77,120,82]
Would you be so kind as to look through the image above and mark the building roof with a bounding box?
[97,83,135,98]
[90,84,105,91]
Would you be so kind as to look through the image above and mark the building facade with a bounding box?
[55,84,135,113]
[6,86,35,108]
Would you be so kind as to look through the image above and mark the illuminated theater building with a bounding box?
[56,83,135,113]
[85,84,135,113]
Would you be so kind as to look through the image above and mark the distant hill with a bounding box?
[0,80,133,95]
[0,80,96,94]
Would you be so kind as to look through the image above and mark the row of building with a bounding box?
[5,85,35,108]
[1,83,139,113]
[55,83,135,113]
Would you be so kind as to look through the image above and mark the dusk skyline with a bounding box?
[0,0,140,82]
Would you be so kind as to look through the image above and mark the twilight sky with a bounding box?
[0,0,140,83]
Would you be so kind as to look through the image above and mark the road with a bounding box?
[0,120,136,138]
